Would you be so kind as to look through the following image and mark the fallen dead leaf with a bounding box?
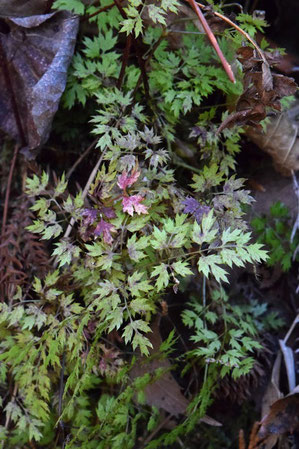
[0,0,48,16]
[218,47,297,134]
[130,316,221,426]
[0,10,79,153]
[130,316,189,416]
[261,352,283,419]
[246,104,299,175]
[258,392,299,440]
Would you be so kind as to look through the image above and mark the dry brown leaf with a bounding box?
[261,352,283,419]
[130,317,221,426]
[246,106,299,175]
[218,47,297,134]
[130,316,189,416]
[0,10,79,153]
[258,393,299,440]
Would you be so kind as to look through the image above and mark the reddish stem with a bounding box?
[187,0,235,83]
[117,34,133,89]
[113,0,127,19]
[133,39,150,99]
[132,30,166,98]
[82,0,124,22]
[113,0,149,96]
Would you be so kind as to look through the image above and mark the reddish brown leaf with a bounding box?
[218,47,297,133]
[258,393,299,439]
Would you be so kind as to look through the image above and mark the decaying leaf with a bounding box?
[0,0,48,17]
[240,392,299,449]
[279,339,296,392]
[0,10,79,153]
[130,316,189,416]
[130,316,221,426]
[259,392,299,441]
[261,352,283,419]
[218,47,297,134]
[219,46,298,174]
[246,103,299,175]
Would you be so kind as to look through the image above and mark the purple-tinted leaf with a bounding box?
[182,197,210,223]
[101,206,116,219]
[182,197,200,214]
[94,219,116,245]
[81,206,116,233]
[81,208,98,226]
[189,126,207,143]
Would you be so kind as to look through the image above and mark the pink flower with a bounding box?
[122,195,148,216]
[94,219,116,245]
[117,169,140,190]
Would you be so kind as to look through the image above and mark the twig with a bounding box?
[187,0,235,83]
[1,144,19,238]
[63,150,106,239]
[66,138,98,179]
[222,3,243,12]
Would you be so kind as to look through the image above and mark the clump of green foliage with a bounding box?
[0,0,283,447]
[251,201,299,271]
